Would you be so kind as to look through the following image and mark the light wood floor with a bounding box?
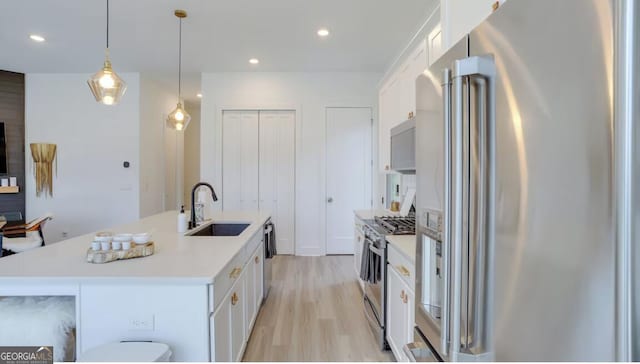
[243,255,394,362]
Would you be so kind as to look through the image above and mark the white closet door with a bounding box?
[222,111,259,212]
[259,111,295,255]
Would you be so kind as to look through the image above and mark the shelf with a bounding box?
[0,186,19,194]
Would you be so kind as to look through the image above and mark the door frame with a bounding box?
[218,105,299,255]
[324,106,374,255]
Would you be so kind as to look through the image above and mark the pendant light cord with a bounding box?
[106,0,109,49]
[178,17,182,101]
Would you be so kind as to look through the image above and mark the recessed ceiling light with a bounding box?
[317,28,330,37]
[249,58,260,65]
[196,93,203,98]
[29,34,45,42]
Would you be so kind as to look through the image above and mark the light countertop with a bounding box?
[0,211,270,284]
[386,235,416,264]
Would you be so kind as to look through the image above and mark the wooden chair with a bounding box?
[1,214,53,256]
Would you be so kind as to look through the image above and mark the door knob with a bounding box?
[327,197,333,203]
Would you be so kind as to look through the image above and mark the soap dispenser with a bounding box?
[178,205,188,233]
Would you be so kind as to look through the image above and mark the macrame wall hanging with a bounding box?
[30,143,57,198]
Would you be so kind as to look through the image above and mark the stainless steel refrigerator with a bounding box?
[409,0,639,361]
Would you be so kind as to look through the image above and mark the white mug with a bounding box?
[9,177,17,186]
[112,241,122,250]
[0,179,8,187]
[122,241,132,250]
[91,242,101,251]
[100,242,111,251]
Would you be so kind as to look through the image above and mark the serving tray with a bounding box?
[86,242,155,264]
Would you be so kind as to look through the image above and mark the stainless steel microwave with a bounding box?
[390,119,415,174]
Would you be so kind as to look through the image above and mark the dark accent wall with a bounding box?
[0,71,25,218]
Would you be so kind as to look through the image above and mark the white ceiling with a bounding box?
[0,0,438,100]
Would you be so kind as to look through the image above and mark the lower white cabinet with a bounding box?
[211,238,265,362]
[386,250,415,362]
[245,244,264,336]
[230,269,246,362]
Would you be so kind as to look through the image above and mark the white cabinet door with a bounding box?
[387,264,415,362]
[223,111,259,212]
[245,243,264,334]
[378,79,395,173]
[258,111,295,255]
[245,252,256,338]
[428,23,444,66]
[387,264,408,361]
[231,269,246,362]
[212,291,232,362]
[253,243,264,315]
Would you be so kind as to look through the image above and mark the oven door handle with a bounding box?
[368,242,384,256]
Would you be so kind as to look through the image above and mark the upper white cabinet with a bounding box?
[378,40,427,172]
[428,23,443,66]
[440,0,505,51]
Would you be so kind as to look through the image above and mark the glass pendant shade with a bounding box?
[167,102,191,131]
[88,58,127,105]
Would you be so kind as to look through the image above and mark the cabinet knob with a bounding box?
[385,165,390,171]
[401,290,405,300]
[231,292,239,305]
[403,292,408,304]
[327,197,334,203]
[357,236,361,242]
[255,256,259,264]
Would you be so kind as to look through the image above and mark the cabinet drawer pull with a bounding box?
[397,265,410,277]
[229,267,242,279]
[231,292,239,305]
[255,256,259,264]
[403,292,408,304]
[401,290,405,300]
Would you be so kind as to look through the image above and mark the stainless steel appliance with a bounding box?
[361,223,388,349]
[410,0,638,361]
[390,119,416,173]
[361,215,417,350]
[263,220,275,300]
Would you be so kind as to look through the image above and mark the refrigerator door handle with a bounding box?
[441,67,452,358]
[451,55,496,360]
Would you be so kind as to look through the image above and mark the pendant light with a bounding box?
[167,10,191,131]
[87,0,127,105]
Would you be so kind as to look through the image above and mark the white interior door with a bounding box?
[326,107,372,255]
[222,111,259,211]
[259,111,295,255]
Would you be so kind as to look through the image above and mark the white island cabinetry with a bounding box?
[0,211,270,362]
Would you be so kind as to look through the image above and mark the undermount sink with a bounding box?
[187,222,250,237]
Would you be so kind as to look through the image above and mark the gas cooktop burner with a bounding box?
[374,215,416,235]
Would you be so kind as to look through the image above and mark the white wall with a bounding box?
[139,75,176,217]
[200,72,381,256]
[25,73,141,242]
[183,101,200,205]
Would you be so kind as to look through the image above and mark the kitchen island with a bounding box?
[0,211,271,361]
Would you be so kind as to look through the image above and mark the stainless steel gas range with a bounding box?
[360,215,416,350]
